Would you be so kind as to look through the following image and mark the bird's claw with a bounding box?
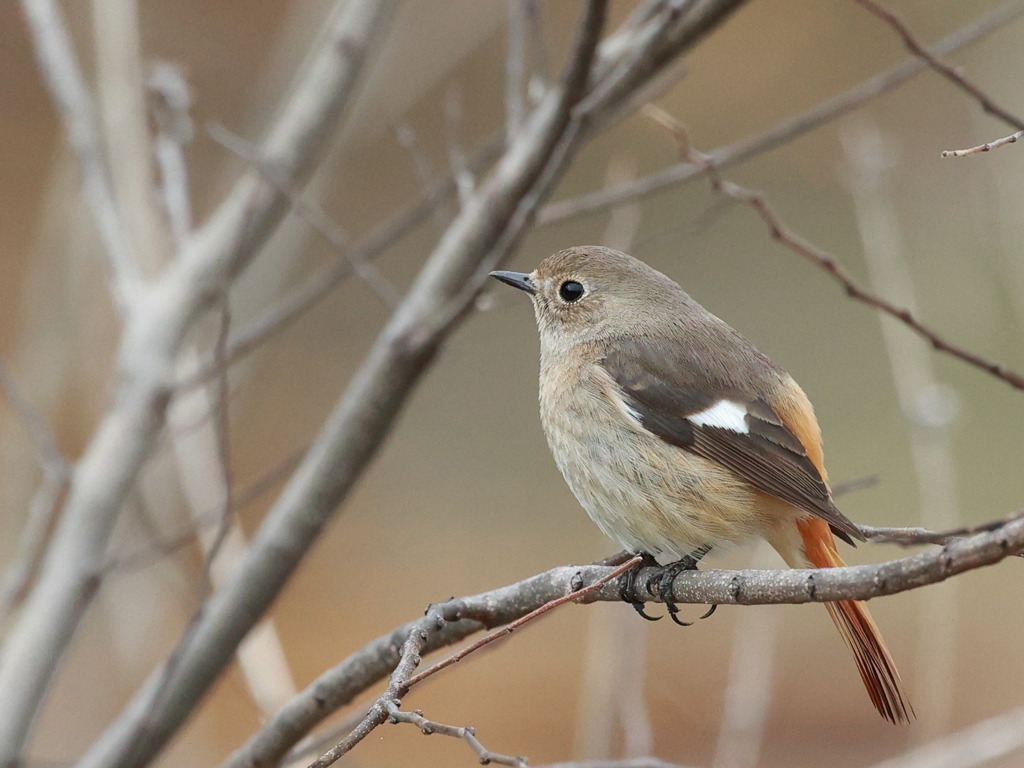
[618,552,662,620]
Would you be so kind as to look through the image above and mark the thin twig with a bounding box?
[104,443,306,574]
[941,130,1023,157]
[385,703,528,768]
[444,87,476,207]
[539,0,1024,225]
[311,554,638,768]
[394,121,452,230]
[859,509,1024,548]
[644,105,1024,392]
[524,0,550,99]
[208,124,401,306]
[853,0,1024,131]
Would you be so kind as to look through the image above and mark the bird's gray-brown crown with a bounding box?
[492,246,704,345]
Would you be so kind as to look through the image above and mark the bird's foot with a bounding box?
[656,546,717,627]
[618,552,662,621]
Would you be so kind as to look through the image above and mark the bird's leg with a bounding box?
[618,551,662,621]
[656,545,716,627]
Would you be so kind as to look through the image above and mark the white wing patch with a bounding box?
[688,400,749,434]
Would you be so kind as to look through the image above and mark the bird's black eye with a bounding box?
[558,280,585,303]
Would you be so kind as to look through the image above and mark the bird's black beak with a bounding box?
[490,270,537,295]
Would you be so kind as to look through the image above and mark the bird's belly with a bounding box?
[541,375,776,560]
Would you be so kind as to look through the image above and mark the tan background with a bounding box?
[1,1,1023,767]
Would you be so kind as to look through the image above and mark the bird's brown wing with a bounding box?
[602,338,863,544]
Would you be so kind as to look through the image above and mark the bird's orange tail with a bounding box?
[797,517,914,724]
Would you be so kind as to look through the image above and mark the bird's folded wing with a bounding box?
[602,339,863,544]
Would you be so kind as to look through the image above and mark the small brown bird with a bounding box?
[491,245,911,724]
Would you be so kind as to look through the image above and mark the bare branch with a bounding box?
[853,0,1024,131]
[860,510,1024,548]
[941,129,1024,157]
[0,473,69,628]
[175,131,500,393]
[385,704,528,768]
[539,0,1024,225]
[226,510,1024,768]
[644,105,1024,392]
[19,0,142,309]
[91,0,172,278]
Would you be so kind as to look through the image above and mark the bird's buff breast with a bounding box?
[539,360,772,560]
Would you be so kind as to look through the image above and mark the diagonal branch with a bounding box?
[853,0,1024,132]
[645,106,1024,391]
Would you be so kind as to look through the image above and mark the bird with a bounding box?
[490,245,912,724]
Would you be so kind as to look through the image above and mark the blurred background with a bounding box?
[1,1,1023,767]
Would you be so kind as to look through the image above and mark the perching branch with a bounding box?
[224,509,1024,768]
